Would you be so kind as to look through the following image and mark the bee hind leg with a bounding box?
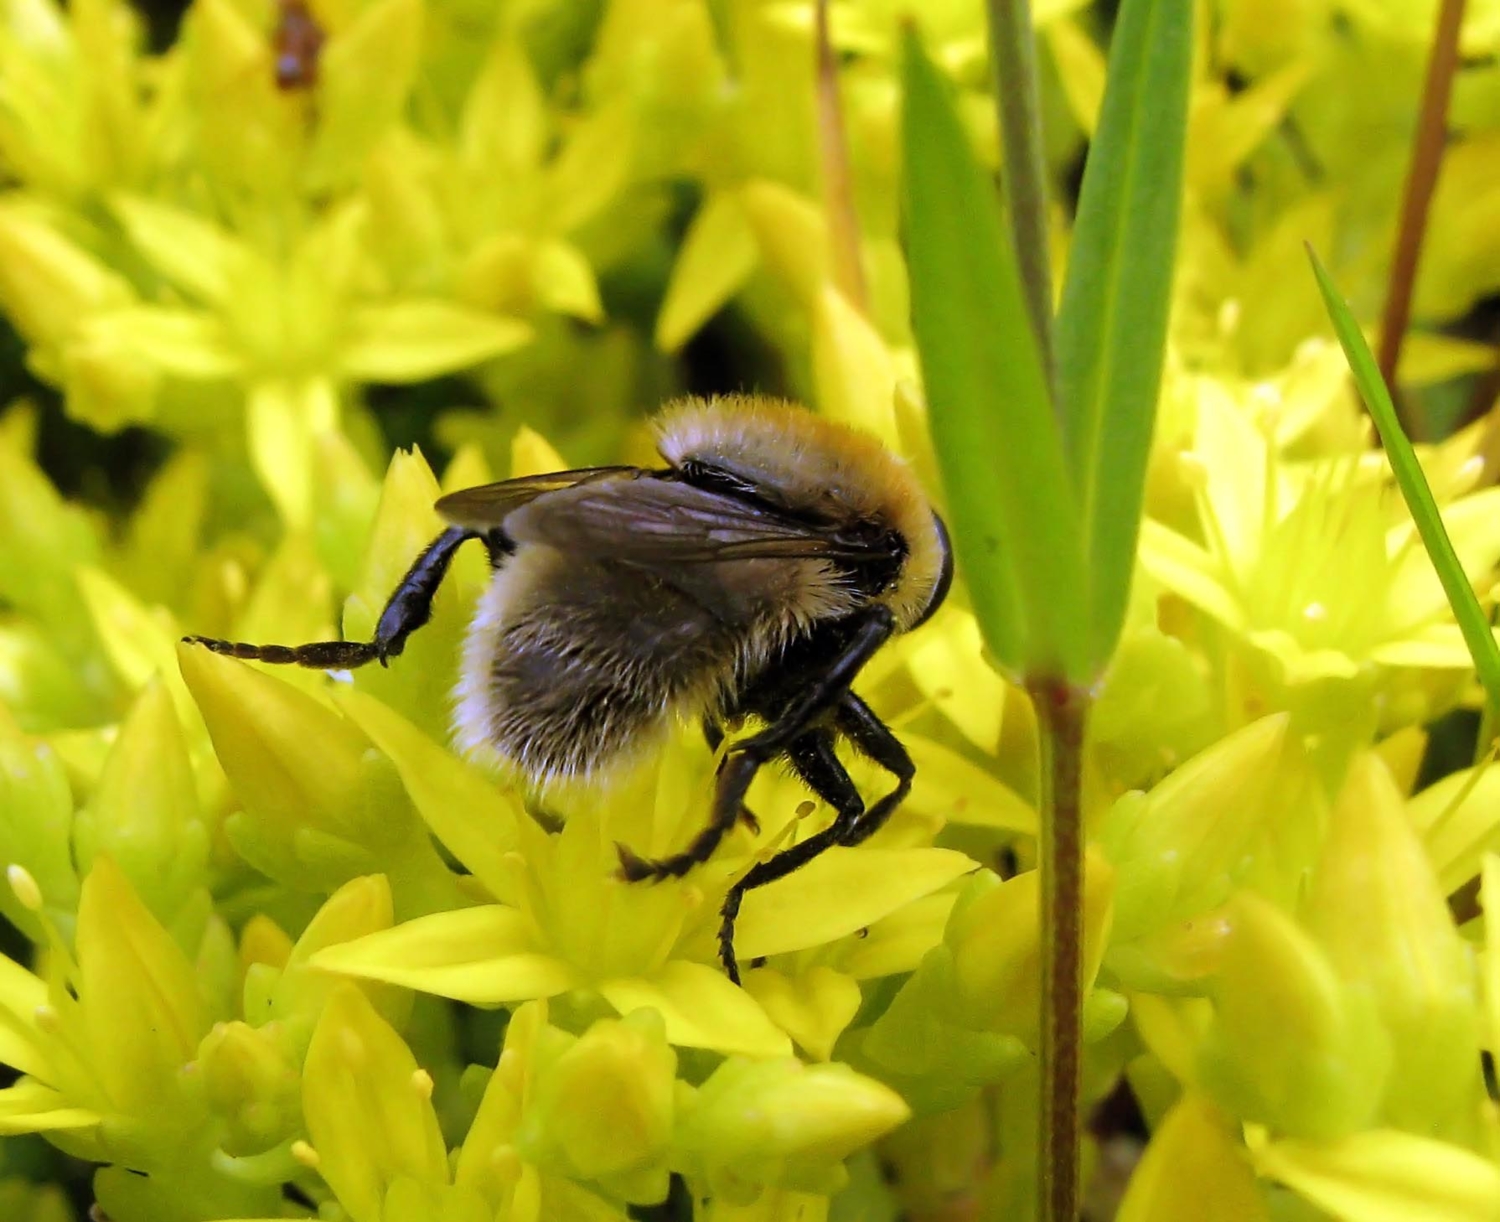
[703,718,759,833]
[182,526,479,670]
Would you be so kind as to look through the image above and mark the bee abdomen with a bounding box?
[454,549,742,785]
[487,642,675,781]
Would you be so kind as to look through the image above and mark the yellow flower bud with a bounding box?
[1100,714,1294,945]
[1304,752,1482,1132]
[525,1009,676,1201]
[76,856,206,1127]
[946,851,1114,1041]
[1199,892,1390,1139]
[177,641,379,888]
[193,1020,298,1152]
[73,679,207,923]
[0,712,78,940]
[302,984,448,1222]
[680,1058,910,1200]
[338,450,485,742]
[267,874,402,1030]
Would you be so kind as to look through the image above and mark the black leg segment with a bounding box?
[716,690,914,984]
[832,691,915,846]
[183,526,478,670]
[615,606,896,884]
[704,717,760,833]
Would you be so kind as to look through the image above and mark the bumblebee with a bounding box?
[188,396,953,981]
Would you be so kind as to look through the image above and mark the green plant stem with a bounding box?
[1028,675,1089,1222]
[1375,0,1466,419]
[815,0,868,313]
[987,0,1056,405]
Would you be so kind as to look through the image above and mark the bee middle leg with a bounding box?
[716,692,914,984]
[717,729,865,983]
[183,526,481,669]
[614,607,895,884]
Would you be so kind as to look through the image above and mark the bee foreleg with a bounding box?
[183,526,478,670]
[614,607,895,886]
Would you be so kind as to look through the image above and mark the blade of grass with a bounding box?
[987,0,1056,405]
[900,26,1089,682]
[1309,246,1500,724]
[1054,0,1192,674]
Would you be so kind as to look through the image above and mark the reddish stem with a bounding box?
[1376,0,1466,420]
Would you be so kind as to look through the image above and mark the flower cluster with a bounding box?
[2,0,1500,1220]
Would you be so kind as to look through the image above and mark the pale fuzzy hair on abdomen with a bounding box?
[452,547,852,790]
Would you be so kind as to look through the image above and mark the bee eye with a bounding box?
[911,512,953,629]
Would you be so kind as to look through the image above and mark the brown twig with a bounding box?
[815,0,868,312]
[1376,0,1467,425]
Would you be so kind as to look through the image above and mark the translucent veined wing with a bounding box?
[502,474,898,564]
[434,467,642,530]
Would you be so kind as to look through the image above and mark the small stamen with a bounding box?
[7,864,42,912]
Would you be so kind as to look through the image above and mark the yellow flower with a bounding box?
[0,0,155,200]
[97,196,530,524]
[363,31,618,325]
[310,690,974,1058]
[179,642,461,913]
[0,858,208,1163]
[1140,373,1500,745]
[300,989,674,1222]
[675,1054,910,1201]
[0,203,148,433]
[0,708,81,942]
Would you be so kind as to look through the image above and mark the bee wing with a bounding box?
[435,467,642,530]
[503,476,889,563]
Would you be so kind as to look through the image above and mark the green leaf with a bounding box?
[1054,0,1192,672]
[986,0,1055,391]
[900,28,1088,682]
[1308,247,1500,725]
